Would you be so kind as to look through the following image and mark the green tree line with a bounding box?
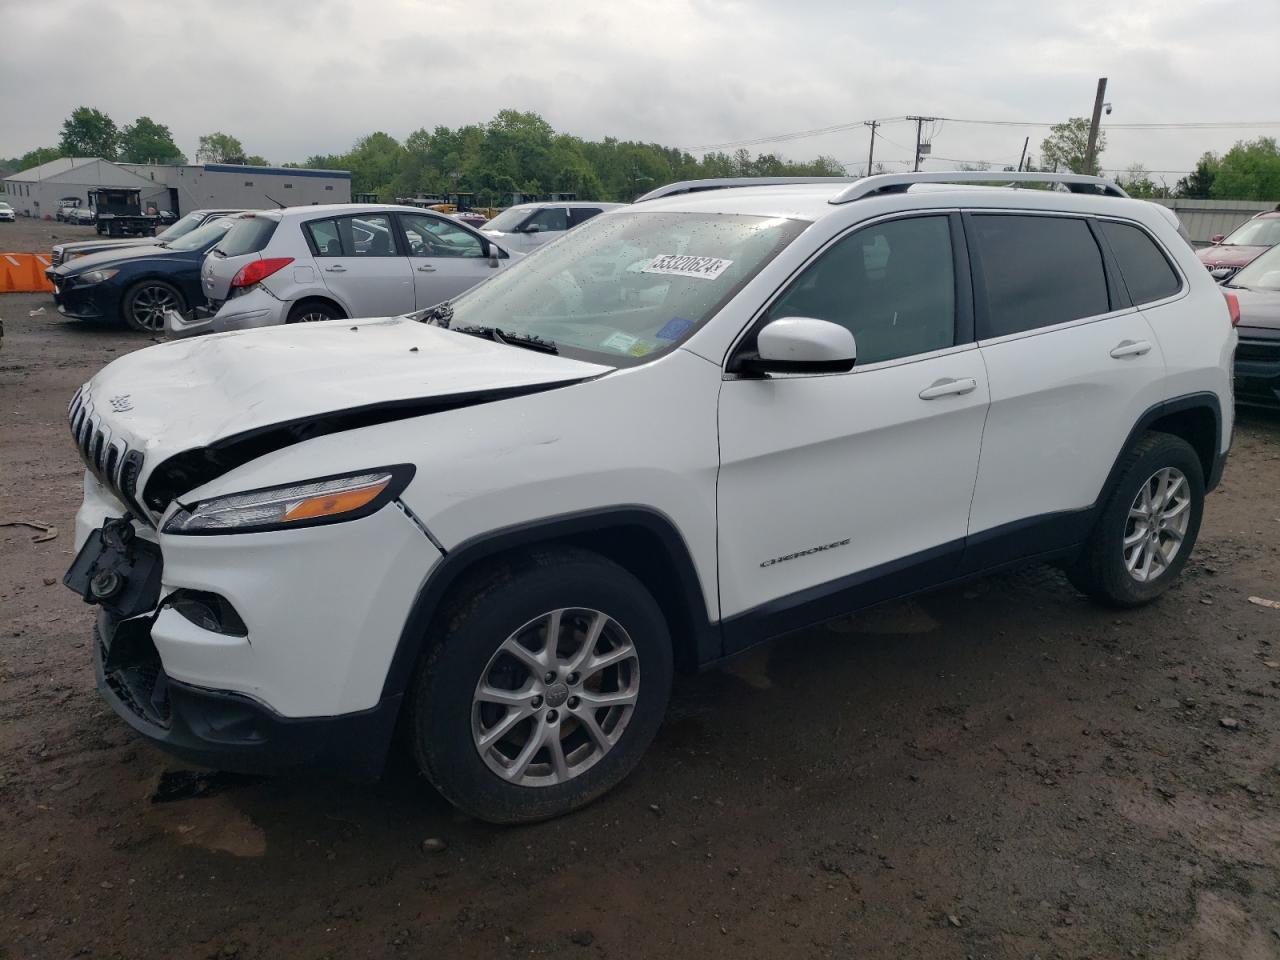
[8,106,1280,204]
[297,109,846,204]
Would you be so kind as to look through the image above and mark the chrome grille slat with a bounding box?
[66,392,149,525]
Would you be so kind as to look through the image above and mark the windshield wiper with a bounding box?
[451,324,558,354]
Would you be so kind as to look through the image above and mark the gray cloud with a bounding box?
[1,0,1277,179]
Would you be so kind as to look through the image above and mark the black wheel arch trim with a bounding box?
[379,505,719,701]
[1105,391,1225,495]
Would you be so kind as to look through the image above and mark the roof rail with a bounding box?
[829,171,1129,204]
[634,176,858,203]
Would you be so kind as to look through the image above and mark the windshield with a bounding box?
[165,218,232,252]
[1223,217,1280,247]
[155,212,206,243]
[483,206,535,232]
[0,202,11,210]
[442,211,808,365]
[1229,243,1280,291]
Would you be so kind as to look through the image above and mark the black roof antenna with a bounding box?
[263,194,287,209]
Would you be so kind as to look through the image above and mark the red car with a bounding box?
[1197,210,1280,278]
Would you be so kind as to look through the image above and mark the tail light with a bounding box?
[1223,291,1241,326]
[230,257,293,289]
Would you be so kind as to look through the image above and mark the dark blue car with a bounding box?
[48,218,234,332]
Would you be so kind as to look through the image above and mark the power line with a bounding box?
[690,117,908,151]
[689,116,1280,153]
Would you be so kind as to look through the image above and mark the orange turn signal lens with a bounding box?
[282,478,390,522]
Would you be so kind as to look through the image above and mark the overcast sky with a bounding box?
[3,0,1279,183]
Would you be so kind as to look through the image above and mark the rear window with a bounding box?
[1097,220,1181,304]
[970,214,1110,338]
[214,216,278,257]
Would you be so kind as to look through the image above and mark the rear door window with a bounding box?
[969,214,1111,339]
[215,215,279,257]
[1097,220,1182,304]
[339,214,398,257]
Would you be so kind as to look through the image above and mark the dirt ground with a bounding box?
[1,289,1278,960]
[0,218,100,255]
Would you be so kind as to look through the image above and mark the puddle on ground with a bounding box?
[147,770,268,857]
[151,793,267,858]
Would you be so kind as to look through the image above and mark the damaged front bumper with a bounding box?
[66,472,442,779]
[91,609,400,780]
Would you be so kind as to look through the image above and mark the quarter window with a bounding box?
[764,215,956,365]
[306,219,343,256]
[970,215,1110,338]
[1098,220,1181,305]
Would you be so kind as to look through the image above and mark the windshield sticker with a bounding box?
[601,331,639,352]
[641,255,734,280]
[656,317,694,341]
[628,340,654,357]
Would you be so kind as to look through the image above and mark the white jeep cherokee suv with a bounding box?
[63,172,1235,824]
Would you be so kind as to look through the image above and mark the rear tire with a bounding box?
[122,280,185,333]
[407,547,673,824]
[1067,431,1204,608]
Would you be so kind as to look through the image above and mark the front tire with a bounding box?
[1068,431,1204,608]
[408,547,673,824]
[122,280,185,333]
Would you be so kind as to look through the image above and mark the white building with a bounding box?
[2,158,351,219]
[1,157,168,219]
[119,162,351,213]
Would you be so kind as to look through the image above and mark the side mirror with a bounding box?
[483,240,501,267]
[1210,234,1225,244]
[521,223,540,234]
[1209,267,1234,282]
[738,317,856,375]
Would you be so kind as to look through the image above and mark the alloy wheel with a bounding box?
[1123,466,1191,583]
[131,285,179,331]
[471,608,639,787]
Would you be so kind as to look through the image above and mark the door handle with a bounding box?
[1109,339,1152,359]
[324,265,346,273]
[416,264,437,272]
[918,377,978,400]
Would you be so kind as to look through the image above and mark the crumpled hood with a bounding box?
[76,316,612,511]
[1197,244,1268,269]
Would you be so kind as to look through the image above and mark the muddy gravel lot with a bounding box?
[1,291,1278,960]
[1,218,100,254]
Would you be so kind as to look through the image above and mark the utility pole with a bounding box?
[1084,77,1108,175]
[1017,136,1029,172]
[864,120,879,176]
[906,116,935,172]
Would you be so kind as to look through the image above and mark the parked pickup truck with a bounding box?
[90,188,158,238]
